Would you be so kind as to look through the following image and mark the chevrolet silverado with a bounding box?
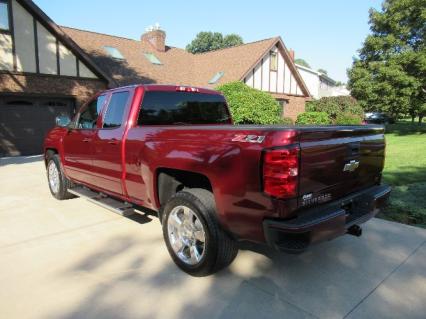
[44,84,391,276]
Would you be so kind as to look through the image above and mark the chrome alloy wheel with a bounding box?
[48,160,60,194]
[167,205,206,265]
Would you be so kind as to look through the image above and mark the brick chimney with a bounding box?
[288,49,295,61]
[141,26,166,52]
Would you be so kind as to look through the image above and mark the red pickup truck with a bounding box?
[44,84,391,276]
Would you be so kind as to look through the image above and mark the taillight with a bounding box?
[263,145,300,198]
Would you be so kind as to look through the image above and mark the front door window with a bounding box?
[76,95,106,129]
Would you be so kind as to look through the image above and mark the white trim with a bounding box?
[295,63,320,76]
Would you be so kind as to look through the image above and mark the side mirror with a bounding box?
[55,115,71,127]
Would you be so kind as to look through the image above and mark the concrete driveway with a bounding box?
[0,156,425,319]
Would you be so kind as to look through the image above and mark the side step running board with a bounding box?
[68,186,136,217]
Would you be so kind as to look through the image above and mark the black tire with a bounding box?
[162,188,238,276]
[46,153,75,200]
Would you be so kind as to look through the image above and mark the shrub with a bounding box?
[335,112,363,125]
[216,81,282,124]
[296,112,331,125]
[306,96,364,121]
[279,117,294,125]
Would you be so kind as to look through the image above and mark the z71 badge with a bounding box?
[232,135,265,143]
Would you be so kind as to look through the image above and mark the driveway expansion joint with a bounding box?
[0,217,122,250]
[342,239,426,319]
[244,279,320,319]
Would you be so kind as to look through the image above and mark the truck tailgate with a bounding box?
[297,126,385,207]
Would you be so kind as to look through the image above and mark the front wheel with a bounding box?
[46,154,75,200]
[162,188,238,276]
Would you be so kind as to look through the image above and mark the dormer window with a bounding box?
[208,71,224,84]
[103,46,124,60]
[144,53,162,65]
[0,1,10,31]
[270,51,278,71]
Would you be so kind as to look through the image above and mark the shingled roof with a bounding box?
[191,38,281,86]
[61,26,309,96]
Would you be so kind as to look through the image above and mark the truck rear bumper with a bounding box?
[263,184,391,253]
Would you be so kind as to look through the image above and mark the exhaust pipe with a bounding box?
[347,225,362,237]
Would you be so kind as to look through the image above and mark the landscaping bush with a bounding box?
[296,112,331,125]
[335,112,363,125]
[278,117,294,125]
[306,96,364,121]
[216,81,282,124]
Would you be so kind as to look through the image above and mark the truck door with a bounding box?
[91,90,131,195]
[62,95,107,184]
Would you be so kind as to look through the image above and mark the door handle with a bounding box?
[108,139,119,145]
[82,138,91,143]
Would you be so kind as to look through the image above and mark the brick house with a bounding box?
[296,63,350,99]
[0,0,310,156]
[0,0,111,156]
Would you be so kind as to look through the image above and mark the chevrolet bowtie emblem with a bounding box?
[343,160,360,172]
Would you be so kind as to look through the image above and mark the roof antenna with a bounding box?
[145,24,161,32]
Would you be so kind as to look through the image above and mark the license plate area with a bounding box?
[342,194,375,224]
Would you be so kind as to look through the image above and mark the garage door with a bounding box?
[0,96,75,157]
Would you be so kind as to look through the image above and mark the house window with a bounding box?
[42,101,67,107]
[0,1,10,31]
[144,53,162,65]
[6,100,34,106]
[208,71,224,84]
[277,99,288,117]
[270,51,278,71]
[103,46,125,60]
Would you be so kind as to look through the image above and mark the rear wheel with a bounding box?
[46,154,75,200]
[162,188,238,276]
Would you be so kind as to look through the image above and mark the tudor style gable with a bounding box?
[0,0,110,157]
[242,39,309,97]
[0,0,107,81]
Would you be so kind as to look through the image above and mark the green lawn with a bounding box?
[378,121,426,228]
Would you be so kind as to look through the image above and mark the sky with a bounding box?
[34,0,383,82]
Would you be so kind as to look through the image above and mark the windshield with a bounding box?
[138,91,232,125]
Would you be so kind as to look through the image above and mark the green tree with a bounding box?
[216,81,282,124]
[347,0,426,123]
[223,34,244,48]
[306,96,364,122]
[318,68,328,75]
[185,32,223,54]
[294,58,311,68]
[186,32,243,54]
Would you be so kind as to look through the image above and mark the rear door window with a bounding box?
[138,91,231,125]
[102,91,130,128]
